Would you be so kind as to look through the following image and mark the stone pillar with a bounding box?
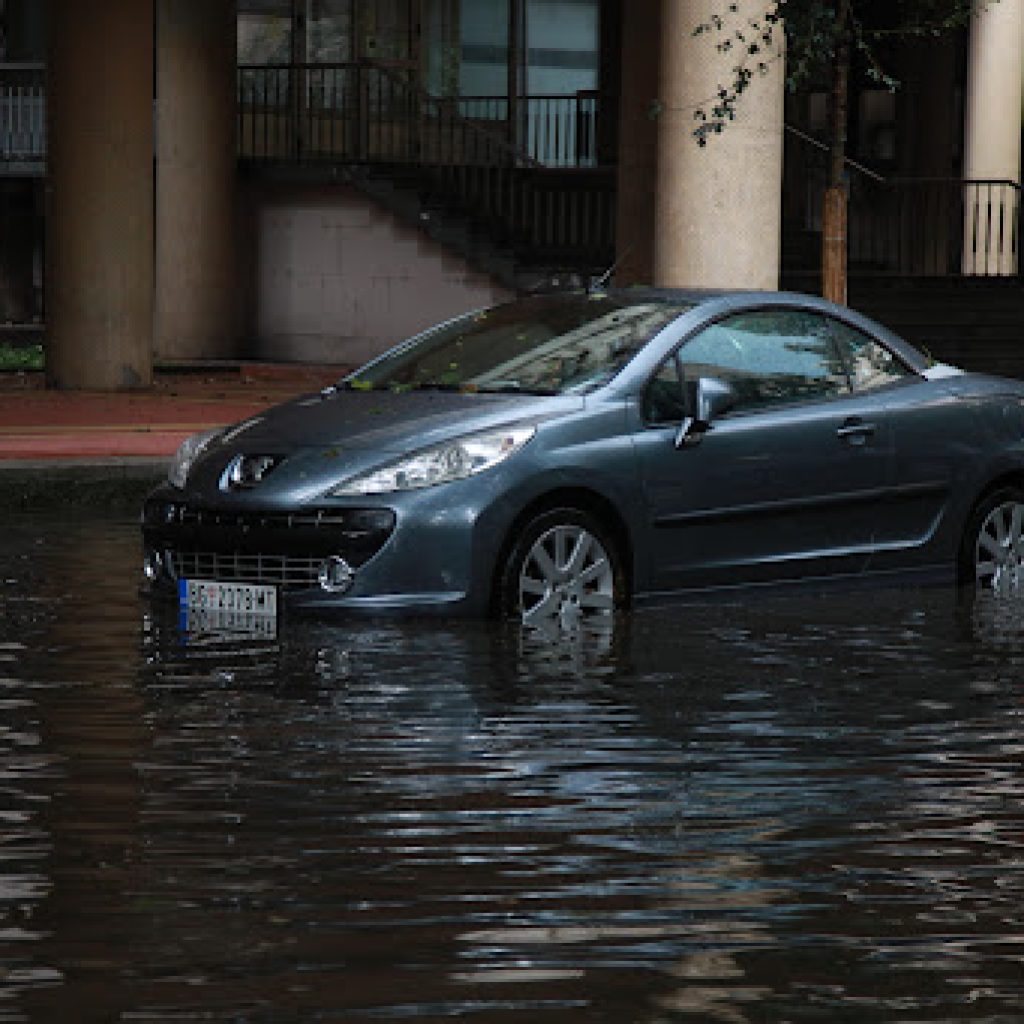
[613,0,661,285]
[652,0,784,290]
[155,0,239,362]
[962,0,1024,276]
[46,0,154,390]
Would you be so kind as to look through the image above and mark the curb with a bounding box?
[0,460,168,514]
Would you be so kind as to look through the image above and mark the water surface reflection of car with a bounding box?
[141,289,1024,627]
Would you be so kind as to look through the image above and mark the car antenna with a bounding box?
[588,247,632,295]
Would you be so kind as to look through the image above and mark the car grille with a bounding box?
[143,503,397,588]
[165,551,323,590]
[155,505,390,535]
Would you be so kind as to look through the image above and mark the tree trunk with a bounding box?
[822,1,851,305]
[822,185,848,305]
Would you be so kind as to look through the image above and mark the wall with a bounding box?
[242,183,513,366]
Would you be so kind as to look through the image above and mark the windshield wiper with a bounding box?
[409,382,463,392]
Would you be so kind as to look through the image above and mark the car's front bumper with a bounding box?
[140,478,516,618]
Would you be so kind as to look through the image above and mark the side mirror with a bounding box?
[675,376,737,448]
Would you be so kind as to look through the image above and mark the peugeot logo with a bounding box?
[221,454,280,491]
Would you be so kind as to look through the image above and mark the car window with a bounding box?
[643,356,685,424]
[347,296,691,396]
[829,319,913,393]
[677,310,850,413]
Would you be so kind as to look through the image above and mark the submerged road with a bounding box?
[1,512,1022,1022]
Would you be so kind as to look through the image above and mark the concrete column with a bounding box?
[652,0,784,290]
[962,0,1024,275]
[155,0,239,362]
[613,0,661,285]
[46,0,154,390]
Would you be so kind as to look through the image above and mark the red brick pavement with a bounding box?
[0,364,349,463]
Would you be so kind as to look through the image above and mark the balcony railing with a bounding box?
[236,62,605,171]
[0,64,46,168]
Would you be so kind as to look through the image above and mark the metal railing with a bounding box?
[236,66,605,171]
[0,64,46,166]
[850,177,1020,277]
[784,127,1022,278]
[237,62,615,266]
[457,92,602,168]
[238,62,537,169]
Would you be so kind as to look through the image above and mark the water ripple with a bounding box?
[1,517,1023,1021]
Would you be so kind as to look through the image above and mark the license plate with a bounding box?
[179,579,278,636]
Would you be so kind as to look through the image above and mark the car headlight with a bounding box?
[329,424,536,497]
[168,428,223,489]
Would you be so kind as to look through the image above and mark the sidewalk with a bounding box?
[0,363,349,511]
[0,363,348,465]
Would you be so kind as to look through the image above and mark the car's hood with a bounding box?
[227,388,580,451]
[182,389,583,505]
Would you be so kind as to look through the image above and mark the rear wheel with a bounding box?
[961,487,1024,595]
[498,508,625,627]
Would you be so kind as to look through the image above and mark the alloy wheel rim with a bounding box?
[518,524,615,628]
[975,500,1024,594]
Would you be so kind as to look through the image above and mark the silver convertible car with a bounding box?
[142,289,1024,628]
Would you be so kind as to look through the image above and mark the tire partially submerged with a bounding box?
[962,487,1024,595]
[498,508,625,627]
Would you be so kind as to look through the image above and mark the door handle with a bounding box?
[836,419,877,444]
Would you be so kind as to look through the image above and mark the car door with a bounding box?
[632,308,895,594]
[825,318,994,574]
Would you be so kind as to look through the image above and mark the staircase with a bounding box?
[849,277,1024,378]
[783,258,1024,379]
[342,161,615,292]
[237,62,616,292]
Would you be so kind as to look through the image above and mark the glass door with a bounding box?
[305,0,355,62]
[524,0,599,166]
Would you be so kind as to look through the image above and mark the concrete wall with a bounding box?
[242,183,513,366]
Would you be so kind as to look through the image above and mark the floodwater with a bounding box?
[1,514,1023,1024]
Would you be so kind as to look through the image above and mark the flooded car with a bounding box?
[141,288,1024,627]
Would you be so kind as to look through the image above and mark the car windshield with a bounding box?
[344,294,691,396]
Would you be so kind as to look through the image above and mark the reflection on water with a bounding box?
[1,515,1023,1022]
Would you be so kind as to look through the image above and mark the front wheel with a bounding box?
[497,508,626,627]
[961,487,1024,595]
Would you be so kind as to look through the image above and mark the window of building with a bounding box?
[306,0,353,63]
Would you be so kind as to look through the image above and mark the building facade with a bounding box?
[0,0,1022,387]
